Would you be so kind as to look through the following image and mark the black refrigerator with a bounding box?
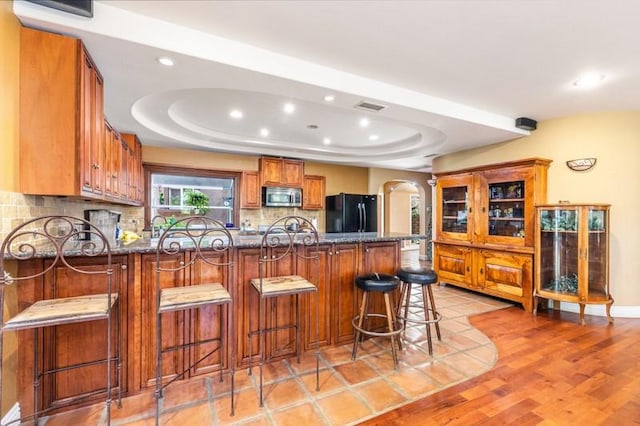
[325,193,378,233]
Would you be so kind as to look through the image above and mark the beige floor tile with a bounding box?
[299,368,345,395]
[287,349,321,375]
[160,402,213,425]
[334,359,379,385]
[442,351,493,378]
[270,402,325,425]
[214,387,261,424]
[162,376,209,409]
[110,391,155,421]
[354,378,408,412]
[316,390,372,425]
[210,368,254,395]
[386,367,439,398]
[320,344,354,365]
[416,359,467,385]
[259,359,293,383]
[262,378,307,409]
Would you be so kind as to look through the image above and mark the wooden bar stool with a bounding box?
[351,273,403,369]
[396,266,442,355]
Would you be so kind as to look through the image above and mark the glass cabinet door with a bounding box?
[487,179,526,238]
[442,185,468,233]
[586,207,609,300]
[538,207,580,297]
[437,175,473,242]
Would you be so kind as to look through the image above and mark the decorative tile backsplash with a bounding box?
[0,190,326,242]
[0,190,144,242]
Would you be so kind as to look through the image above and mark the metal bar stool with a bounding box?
[351,273,403,369]
[0,215,122,425]
[396,266,442,355]
[248,215,320,407]
[154,216,235,424]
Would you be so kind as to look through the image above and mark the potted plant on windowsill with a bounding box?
[184,190,209,215]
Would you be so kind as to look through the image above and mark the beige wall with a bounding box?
[1,0,20,418]
[433,111,640,308]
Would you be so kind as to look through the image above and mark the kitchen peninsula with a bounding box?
[8,231,425,413]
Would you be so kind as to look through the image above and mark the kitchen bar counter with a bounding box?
[10,232,419,414]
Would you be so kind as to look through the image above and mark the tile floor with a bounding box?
[41,283,512,425]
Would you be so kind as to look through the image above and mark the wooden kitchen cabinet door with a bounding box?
[138,253,187,390]
[332,243,359,345]
[17,256,128,413]
[475,249,533,311]
[434,244,474,289]
[300,244,332,351]
[303,175,326,210]
[259,157,304,188]
[241,171,261,208]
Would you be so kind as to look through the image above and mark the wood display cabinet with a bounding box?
[259,157,304,188]
[240,171,261,208]
[302,175,326,210]
[434,158,551,311]
[534,204,613,325]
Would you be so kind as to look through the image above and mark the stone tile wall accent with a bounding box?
[0,190,144,242]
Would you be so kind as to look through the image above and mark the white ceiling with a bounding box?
[13,0,640,172]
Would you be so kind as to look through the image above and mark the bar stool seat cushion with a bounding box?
[397,267,438,285]
[355,273,400,293]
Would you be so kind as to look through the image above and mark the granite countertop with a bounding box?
[116,232,428,254]
[3,232,428,259]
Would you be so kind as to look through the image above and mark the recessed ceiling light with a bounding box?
[324,95,335,102]
[260,128,270,137]
[359,118,370,127]
[283,103,296,114]
[323,137,331,145]
[573,73,606,88]
[368,134,379,141]
[229,109,243,119]
[157,57,174,66]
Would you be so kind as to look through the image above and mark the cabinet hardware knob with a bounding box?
[179,261,185,266]
[336,251,340,255]
[121,265,127,270]
[365,248,370,253]
[469,207,473,213]
[329,252,333,256]
[482,207,486,213]
[480,268,484,274]
[272,255,276,259]
[466,266,470,272]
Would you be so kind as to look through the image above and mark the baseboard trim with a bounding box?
[1,402,20,426]
[558,302,640,318]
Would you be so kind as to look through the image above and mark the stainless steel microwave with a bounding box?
[262,187,302,207]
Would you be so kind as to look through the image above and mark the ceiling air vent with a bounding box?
[354,101,387,112]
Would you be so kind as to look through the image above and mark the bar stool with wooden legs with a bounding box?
[248,215,320,407]
[351,273,404,369]
[396,266,441,354]
[0,215,122,425]
[154,217,235,424]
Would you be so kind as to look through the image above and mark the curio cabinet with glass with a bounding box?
[434,158,551,312]
[534,204,612,325]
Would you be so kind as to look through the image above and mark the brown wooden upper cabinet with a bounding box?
[19,27,142,206]
[241,171,261,208]
[259,157,304,188]
[302,175,325,210]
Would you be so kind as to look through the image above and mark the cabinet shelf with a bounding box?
[490,217,524,221]
[443,200,467,204]
[489,198,525,203]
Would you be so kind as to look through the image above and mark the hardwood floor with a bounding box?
[360,306,640,425]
